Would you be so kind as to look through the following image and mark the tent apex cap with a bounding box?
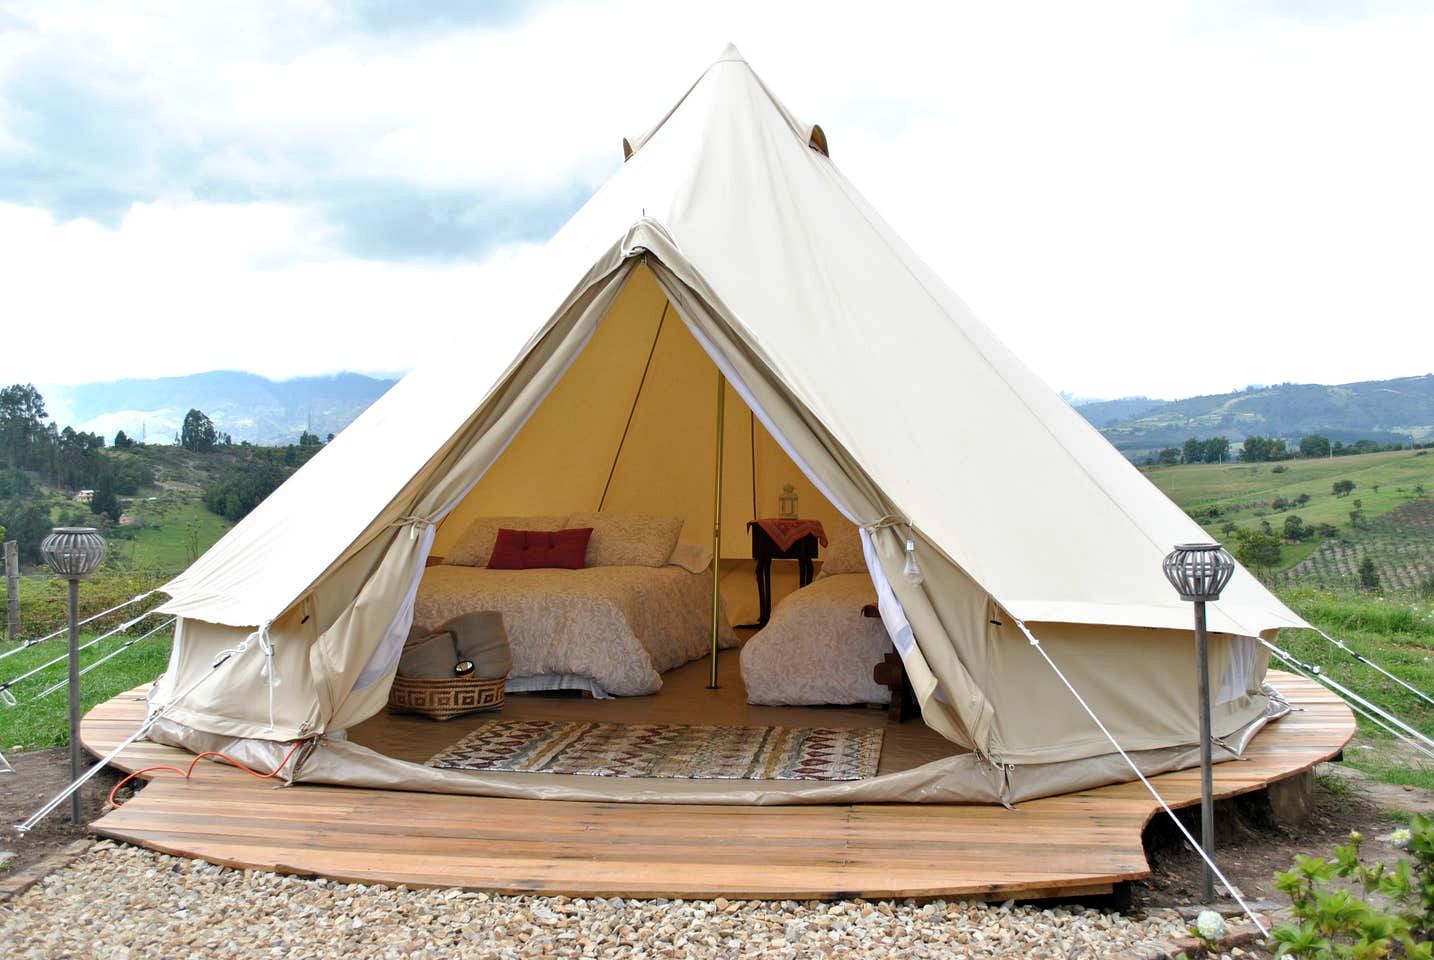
[716,42,746,63]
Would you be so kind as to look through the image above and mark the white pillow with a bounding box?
[446,515,568,567]
[667,541,713,574]
[818,522,867,577]
[566,512,683,567]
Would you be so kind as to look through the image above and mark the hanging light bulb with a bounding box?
[901,537,924,586]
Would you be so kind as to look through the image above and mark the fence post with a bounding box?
[3,540,18,641]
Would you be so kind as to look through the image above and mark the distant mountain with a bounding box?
[39,371,397,445]
[1073,396,1167,428]
[1079,374,1434,459]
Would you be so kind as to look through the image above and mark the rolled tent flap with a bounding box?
[147,45,1305,797]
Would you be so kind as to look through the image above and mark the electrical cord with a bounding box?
[107,740,307,809]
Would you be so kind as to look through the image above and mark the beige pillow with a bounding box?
[566,512,683,567]
[446,515,568,567]
[818,522,867,577]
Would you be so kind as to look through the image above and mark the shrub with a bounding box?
[1358,556,1380,591]
[1272,464,1289,473]
[1267,817,1434,957]
[1333,479,1357,497]
[1273,496,1291,511]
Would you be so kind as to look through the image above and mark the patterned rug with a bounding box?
[426,718,884,781]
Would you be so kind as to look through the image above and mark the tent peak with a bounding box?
[716,42,746,63]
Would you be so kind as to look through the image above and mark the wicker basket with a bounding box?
[387,673,506,721]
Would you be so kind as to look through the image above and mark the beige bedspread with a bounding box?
[740,573,893,706]
[415,565,738,696]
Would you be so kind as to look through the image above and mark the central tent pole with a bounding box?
[708,371,726,689]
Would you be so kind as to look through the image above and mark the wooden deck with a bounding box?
[80,671,1354,901]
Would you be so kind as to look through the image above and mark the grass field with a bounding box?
[1145,448,1434,587]
[113,499,231,571]
[0,622,173,751]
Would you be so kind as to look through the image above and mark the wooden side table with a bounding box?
[746,523,820,628]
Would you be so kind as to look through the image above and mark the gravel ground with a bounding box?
[0,844,1200,959]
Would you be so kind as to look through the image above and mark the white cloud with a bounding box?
[1,1,1431,398]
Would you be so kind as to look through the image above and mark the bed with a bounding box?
[414,514,737,697]
[739,573,894,707]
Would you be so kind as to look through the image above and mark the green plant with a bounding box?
[1268,818,1434,958]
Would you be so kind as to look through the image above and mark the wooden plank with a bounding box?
[79,670,1355,901]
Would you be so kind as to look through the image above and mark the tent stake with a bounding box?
[709,372,725,689]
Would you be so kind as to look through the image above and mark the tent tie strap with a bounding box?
[1016,617,1269,936]
[390,515,439,541]
[250,621,277,733]
[862,515,909,535]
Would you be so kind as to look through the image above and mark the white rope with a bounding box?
[1264,647,1434,761]
[0,590,158,663]
[1310,627,1434,710]
[14,630,261,834]
[1260,639,1434,755]
[33,619,176,700]
[0,608,163,699]
[1014,618,1269,935]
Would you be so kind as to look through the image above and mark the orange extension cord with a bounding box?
[107,740,307,809]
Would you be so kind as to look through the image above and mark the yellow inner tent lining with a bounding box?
[433,265,849,624]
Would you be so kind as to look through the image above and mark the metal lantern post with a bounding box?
[40,527,108,824]
[1162,542,1236,903]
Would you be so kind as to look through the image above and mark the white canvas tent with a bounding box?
[148,46,1309,804]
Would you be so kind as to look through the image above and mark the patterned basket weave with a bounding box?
[388,673,506,721]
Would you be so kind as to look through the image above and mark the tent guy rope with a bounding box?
[33,618,176,700]
[0,590,157,664]
[0,607,164,704]
[1310,627,1434,710]
[1259,639,1434,758]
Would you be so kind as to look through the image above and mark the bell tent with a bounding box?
[146,45,1308,804]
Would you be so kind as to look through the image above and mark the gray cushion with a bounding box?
[440,612,512,680]
[397,629,460,680]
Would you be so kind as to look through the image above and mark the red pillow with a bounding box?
[487,528,593,570]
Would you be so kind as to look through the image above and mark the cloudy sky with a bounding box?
[2,1,1431,400]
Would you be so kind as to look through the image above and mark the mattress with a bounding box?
[415,564,738,696]
[740,573,893,706]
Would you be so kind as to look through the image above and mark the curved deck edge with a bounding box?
[78,671,1354,901]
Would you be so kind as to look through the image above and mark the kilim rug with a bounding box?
[426,718,884,781]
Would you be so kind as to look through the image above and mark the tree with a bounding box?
[1299,434,1331,458]
[1294,493,1311,507]
[1241,436,1288,462]
[113,429,135,449]
[1202,437,1231,463]
[1283,514,1308,541]
[298,431,323,447]
[89,466,121,523]
[1332,479,1356,497]
[1234,530,1282,578]
[0,497,50,563]
[1158,447,1182,465]
[203,460,288,522]
[0,383,49,470]
[180,409,218,452]
[1357,556,1380,592]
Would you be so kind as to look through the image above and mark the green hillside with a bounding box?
[1145,448,1434,590]
[1087,374,1434,458]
